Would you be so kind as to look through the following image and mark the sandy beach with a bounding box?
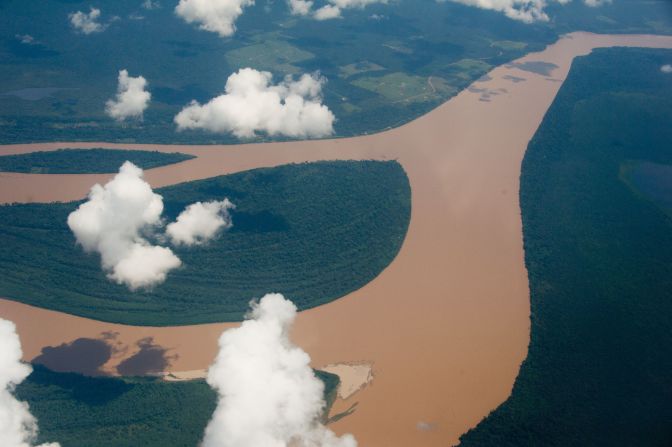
[2,32,671,447]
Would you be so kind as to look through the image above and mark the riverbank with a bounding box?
[2,32,671,446]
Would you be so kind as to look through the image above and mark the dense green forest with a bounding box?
[1,0,669,144]
[0,148,194,173]
[0,160,411,325]
[458,48,672,446]
[621,160,672,218]
[16,365,340,447]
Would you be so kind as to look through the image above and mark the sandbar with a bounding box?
[1,32,672,446]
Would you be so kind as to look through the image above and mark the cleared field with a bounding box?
[338,61,385,79]
[491,40,528,51]
[448,59,493,80]
[3,33,672,447]
[352,73,451,103]
[225,40,314,74]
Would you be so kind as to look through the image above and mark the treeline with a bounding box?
[459,48,672,446]
[0,160,411,325]
[17,365,339,447]
[0,148,195,174]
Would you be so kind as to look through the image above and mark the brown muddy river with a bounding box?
[2,32,672,447]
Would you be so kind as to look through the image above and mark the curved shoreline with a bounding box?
[2,32,672,447]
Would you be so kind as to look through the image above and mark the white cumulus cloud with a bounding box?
[167,199,235,246]
[15,34,35,44]
[661,64,672,74]
[290,0,387,20]
[0,318,60,447]
[174,68,335,138]
[142,0,161,9]
[442,0,550,22]
[105,70,151,122]
[175,0,254,37]
[203,293,357,447]
[67,161,181,290]
[314,4,342,19]
[439,0,611,23]
[69,7,107,34]
[330,0,388,7]
[289,0,314,15]
[583,0,611,6]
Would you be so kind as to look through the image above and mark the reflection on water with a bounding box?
[116,337,177,376]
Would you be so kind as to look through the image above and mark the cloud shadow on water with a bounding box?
[32,336,114,376]
[506,60,559,77]
[116,337,177,376]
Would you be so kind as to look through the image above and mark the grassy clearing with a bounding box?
[352,72,450,103]
[447,59,492,80]
[490,40,528,51]
[225,40,314,74]
[338,61,385,79]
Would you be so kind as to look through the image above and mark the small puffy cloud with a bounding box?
[69,7,107,34]
[175,0,254,37]
[289,0,313,15]
[330,0,387,7]
[443,0,549,22]
[439,0,610,23]
[175,68,335,138]
[0,318,60,447]
[142,0,161,9]
[15,34,34,44]
[105,69,151,121]
[291,0,386,20]
[314,4,342,19]
[167,199,235,246]
[109,244,182,288]
[583,0,611,6]
[661,64,672,74]
[67,162,181,290]
[203,293,357,447]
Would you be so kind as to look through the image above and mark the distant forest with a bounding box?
[16,365,339,447]
[0,160,411,325]
[459,48,672,446]
[0,148,194,173]
[1,0,670,144]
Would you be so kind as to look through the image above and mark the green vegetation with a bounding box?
[459,48,672,446]
[446,59,493,81]
[352,72,453,103]
[3,0,669,144]
[0,160,410,325]
[338,61,385,79]
[490,40,528,51]
[620,160,672,218]
[225,39,315,75]
[0,148,194,174]
[17,365,340,447]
